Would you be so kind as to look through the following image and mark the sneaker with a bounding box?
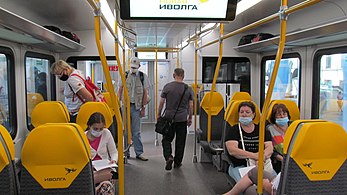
[165,158,174,171]
[136,155,148,161]
[174,163,182,168]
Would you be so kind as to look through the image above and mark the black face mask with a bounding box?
[59,74,69,81]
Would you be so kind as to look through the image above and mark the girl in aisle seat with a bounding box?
[85,112,118,195]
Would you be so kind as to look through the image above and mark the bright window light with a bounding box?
[101,0,115,32]
[236,0,262,16]
[138,52,166,60]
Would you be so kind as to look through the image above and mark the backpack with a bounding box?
[70,73,106,103]
[125,71,151,105]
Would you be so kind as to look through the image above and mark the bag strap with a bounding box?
[238,123,251,167]
[171,84,188,121]
[68,73,91,103]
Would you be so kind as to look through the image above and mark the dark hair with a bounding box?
[174,68,184,77]
[87,112,106,129]
[269,103,291,124]
[238,101,256,117]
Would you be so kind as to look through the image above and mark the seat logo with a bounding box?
[65,167,77,175]
[303,162,313,169]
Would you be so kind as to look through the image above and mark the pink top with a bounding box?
[88,136,102,161]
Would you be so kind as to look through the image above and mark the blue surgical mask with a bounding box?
[276,117,289,126]
[91,129,102,137]
[239,117,253,125]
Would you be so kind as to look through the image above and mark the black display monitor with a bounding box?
[120,0,237,22]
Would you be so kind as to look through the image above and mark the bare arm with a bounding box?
[187,100,193,126]
[157,97,165,119]
[225,140,258,160]
[264,141,274,159]
[117,86,123,99]
[76,88,94,102]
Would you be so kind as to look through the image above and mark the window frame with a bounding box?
[312,46,347,119]
[24,52,55,130]
[260,53,301,109]
[0,46,17,138]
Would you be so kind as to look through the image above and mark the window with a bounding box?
[0,47,17,137]
[202,57,251,93]
[313,49,346,129]
[25,53,54,129]
[261,54,301,107]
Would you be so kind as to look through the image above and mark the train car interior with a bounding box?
[0,0,347,194]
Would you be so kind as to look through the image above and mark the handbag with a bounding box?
[238,124,274,174]
[155,84,188,135]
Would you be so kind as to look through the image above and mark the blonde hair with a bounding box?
[50,60,72,75]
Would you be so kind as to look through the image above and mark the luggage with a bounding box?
[43,25,62,35]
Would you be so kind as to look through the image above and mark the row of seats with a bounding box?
[0,101,117,194]
[198,91,347,193]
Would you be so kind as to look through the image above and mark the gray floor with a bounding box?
[123,123,231,195]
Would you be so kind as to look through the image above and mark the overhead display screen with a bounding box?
[120,0,237,21]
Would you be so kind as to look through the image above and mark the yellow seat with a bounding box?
[31,101,70,128]
[278,120,347,194]
[225,100,261,127]
[0,125,19,194]
[76,102,114,130]
[266,100,300,122]
[27,93,44,118]
[225,92,252,119]
[20,123,94,194]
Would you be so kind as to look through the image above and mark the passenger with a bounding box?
[337,91,343,112]
[223,167,280,195]
[50,60,94,122]
[267,103,291,173]
[225,101,273,182]
[36,72,47,100]
[117,57,149,161]
[85,112,118,194]
[157,68,193,171]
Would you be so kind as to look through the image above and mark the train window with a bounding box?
[0,47,17,137]
[202,57,251,93]
[25,53,55,130]
[261,54,301,108]
[313,49,347,128]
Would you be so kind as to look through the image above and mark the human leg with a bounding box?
[162,125,175,170]
[223,171,254,195]
[130,104,144,157]
[173,121,187,167]
[228,165,243,182]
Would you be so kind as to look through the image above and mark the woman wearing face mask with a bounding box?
[225,101,273,182]
[50,60,94,122]
[267,103,291,173]
[86,112,118,194]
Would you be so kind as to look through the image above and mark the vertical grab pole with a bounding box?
[93,2,124,194]
[207,23,224,143]
[193,36,199,163]
[257,0,288,194]
[155,49,160,146]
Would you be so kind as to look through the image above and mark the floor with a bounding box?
[123,123,231,195]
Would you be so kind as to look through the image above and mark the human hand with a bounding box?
[187,118,192,127]
[109,160,117,164]
[140,108,145,118]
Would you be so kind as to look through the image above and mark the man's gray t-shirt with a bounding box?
[161,81,193,122]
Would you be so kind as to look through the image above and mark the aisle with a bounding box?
[123,124,230,195]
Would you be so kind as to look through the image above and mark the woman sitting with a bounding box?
[225,101,273,182]
[85,112,118,195]
[267,103,291,173]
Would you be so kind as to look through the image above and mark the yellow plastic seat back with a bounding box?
[31,101,70,128]
[76,102,113,130]
[279,120,347,194]
[20,123,94,194]
[27,93,44,118]
[200,92,224,116]
[225,92,252,119]
[0,125,19,194]
[266,100,300,122]
[225,100,261,126]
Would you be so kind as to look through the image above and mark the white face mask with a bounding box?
[131,68,138,73]
[91,129,102,137]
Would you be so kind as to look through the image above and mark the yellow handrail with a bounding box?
[197,0,322,51]
[92,3,125,195]
[257,0,288,194]
[207,23,224,142]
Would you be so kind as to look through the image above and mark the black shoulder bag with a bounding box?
[155,84,188,135]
